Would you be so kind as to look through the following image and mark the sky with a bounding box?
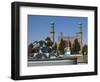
[28,15,88,45]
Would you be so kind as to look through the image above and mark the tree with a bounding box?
[39,40,45,47]
[52,42,57,50]
[45,37,53,47]
[82,44,88,55]
[45,37,51,41]
[73,38,80,54]
[58,39,65,54]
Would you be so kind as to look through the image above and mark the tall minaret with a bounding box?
[50,22,55,43]
[76,23,83,53]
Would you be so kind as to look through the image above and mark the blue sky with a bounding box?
[28,15,88,45]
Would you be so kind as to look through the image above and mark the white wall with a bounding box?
[0,0,99,82]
